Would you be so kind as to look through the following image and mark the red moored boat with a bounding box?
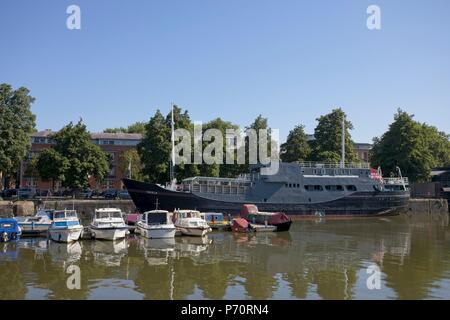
[231,218,251,233]
[240,204,292,232]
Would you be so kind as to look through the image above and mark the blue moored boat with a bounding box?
[0,218,21,242]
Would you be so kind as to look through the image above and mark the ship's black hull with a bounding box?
[122,179,410,217]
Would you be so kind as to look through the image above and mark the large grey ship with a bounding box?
[123,162,410,217]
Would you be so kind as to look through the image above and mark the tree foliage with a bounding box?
[138,110,172,184]
[35,121,110,189]
[104,121,146,134]
[370,109,450,182]
[280,125,311,163]
[118,149,144,181]
[311,108,357,163]
[0,84,36,187]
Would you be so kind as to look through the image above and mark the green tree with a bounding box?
[104,121,146,134]
[119,149,144,181]
[370,109,450,182]
[311,108,357,163]
[201,117,240,178]
[35,121,110,190]
[280,125,311,162]
[240,114,277,173]
[0,84,36,188]
[138,110,171,184]
[34,149,69,189]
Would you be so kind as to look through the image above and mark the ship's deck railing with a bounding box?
[383,177,409,185]
[182,176,251,184]
[296,162,371,169]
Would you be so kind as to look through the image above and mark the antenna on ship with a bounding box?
[341,113,345,169]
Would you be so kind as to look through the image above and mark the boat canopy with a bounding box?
[36,209,54,220]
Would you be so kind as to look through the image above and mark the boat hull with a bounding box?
[249,223,277,232]
[175,226,211,237]
[90,226,128,241]
[137,224,176,239]
[272,220,292,232]
[19,223,51,235]
[123,179,410,217]
[49,227,83,243]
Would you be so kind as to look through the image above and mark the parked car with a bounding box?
[103,189,118,199]
[1,189,18,200]
[79,188,93,199]
[34,189,52,198]
[18,188,37,200]
[117,190,130,199]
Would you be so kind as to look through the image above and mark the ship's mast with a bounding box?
[170,103,176,187]
[341,114,345,168]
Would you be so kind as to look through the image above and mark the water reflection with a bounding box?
[0,214,449,299]
[88,239,129,267]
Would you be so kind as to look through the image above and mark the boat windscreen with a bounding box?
[54,212,65,219]
[110,212,122,218]
[66,211,77,218]
[147,212,167,224]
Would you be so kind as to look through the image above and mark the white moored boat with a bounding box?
[16,209,54,235]
[48,210,83,243]
[89,208,129,241]
[173,210,212,237]
[137,210,176,239]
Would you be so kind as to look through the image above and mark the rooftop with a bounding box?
[32,130,143,141]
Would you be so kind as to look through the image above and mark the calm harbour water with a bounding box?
[1,213,450,300]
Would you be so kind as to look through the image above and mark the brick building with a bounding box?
[21,130,142,191]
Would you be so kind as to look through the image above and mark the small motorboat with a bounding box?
[16,209,54,235]
[240,204,292,232]
[48,210,83,243]
[200,212,230,230]
[173,210,212,237]
[0,218,21,242]
[137,210,176,239]
[89,208,129,241]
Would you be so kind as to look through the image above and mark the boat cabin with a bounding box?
[201,212,225,223]
[181,176,252,195]
[95,208,123,219]
[143,210,171,225]
[53,210,78,220]
[173,210,202,219]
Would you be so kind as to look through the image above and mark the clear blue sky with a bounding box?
[1,0,449,143]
